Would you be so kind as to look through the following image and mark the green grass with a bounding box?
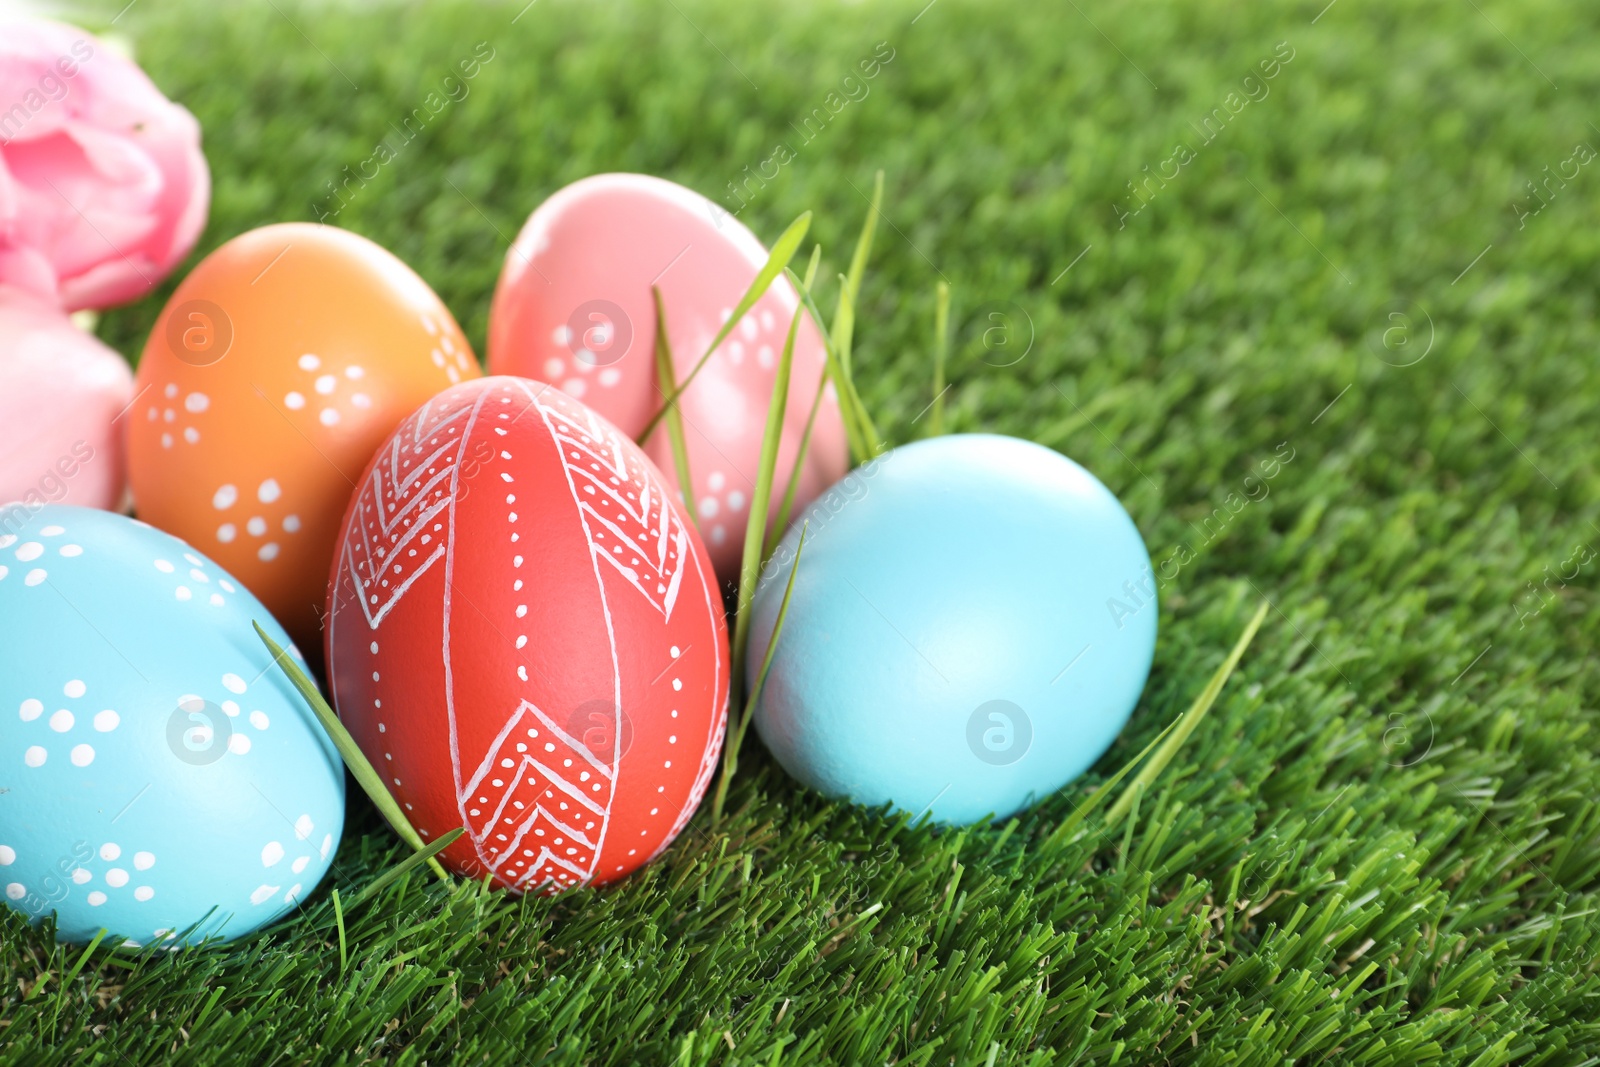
[7,0,1600,1061]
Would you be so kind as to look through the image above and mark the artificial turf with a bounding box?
[5,0,1600,1062]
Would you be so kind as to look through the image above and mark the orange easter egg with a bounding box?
[128,223,479,646]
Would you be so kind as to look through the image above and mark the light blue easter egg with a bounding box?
[747,434,1158,825]
[0,505,345,946]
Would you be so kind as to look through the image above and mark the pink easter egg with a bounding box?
[486,173,850,582]
[0,287,133,516]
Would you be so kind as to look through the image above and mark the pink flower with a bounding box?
[0,286,134,515]
[0,18,209,312]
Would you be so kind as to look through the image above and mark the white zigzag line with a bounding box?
[372,441,461,536]
[586,513,687,617]
[371,495,450,575]
[483,763,601,880]
[346,402,473,630]
[357,486,450,576]
[570,465,661,538]
[557,429,685,610]
[348,466,455,629]
[498,786,598,863]
[546,407,627,480]
[524,849,589,884]
[460,699,613,803]
[387,404,471,499]
[571,463,676,573]
[350,543,445,630]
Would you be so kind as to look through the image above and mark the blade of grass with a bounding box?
[839,271,886,457]
[650,285,697,525]
[1104,600,1271,826]
[787,266,882,461]
[832,170,883,380]
[638,211,811,442]
[331,888,348,972]
[931,280,950,436]
[1046,708,1184,846]
[728,305,804,689]
[789,266,864,459]
[51,928,105,1032]
[798,245,822,314]
[764,247,825,558]
[711,295,804,824]
[254,622,449,881]
[1115,779,1142,870]
[766,376,826,560]
[349,828,466,907]
[743,525,806,724]
[713,523,807,823]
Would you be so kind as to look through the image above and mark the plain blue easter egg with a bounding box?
[747,434,1157,825]
[0,505,345,946]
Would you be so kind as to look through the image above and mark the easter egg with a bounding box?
[127,223,479,646]
[486,173,849,580]
[747,434,1157,826]
[0,505,344,946]
[0,288,134,513]
[324,376,728,892]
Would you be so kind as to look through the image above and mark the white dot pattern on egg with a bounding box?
[0,505,345,946]
[209,478,301,565]
[421,314,475,386]
[148,385,212,450]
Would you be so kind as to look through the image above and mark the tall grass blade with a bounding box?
[51,929,105,1032]
[787,267,882,461]
[931,280,950,436]
[711,295,804,822]
[765,247,825,558]
[1048,714,1183,845]
[832,170,883,379]
[729,305,803,689]
[350,828,466,906]
[254,622,449,881]
[650,285,697,524]
[638,212,811,442]
[766,376,826,560]
[713,523,807,824]
[1104,600,1271,826]
[331,887,348,972]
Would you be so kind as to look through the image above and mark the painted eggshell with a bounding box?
[128,223,479,647]
[325,376,729,892]
[486,173,849,581]
[0,505,344,946]
[748,434,1158,826]
[0,287,134,512]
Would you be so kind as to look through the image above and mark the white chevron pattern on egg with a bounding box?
[459,698,616,889]
[341,394,475,629]
[527,382,688,621]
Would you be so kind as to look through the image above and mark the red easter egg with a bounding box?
[324,376,729,892]
[486,173,850,582]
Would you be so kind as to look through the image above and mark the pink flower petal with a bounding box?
[0,18,209,311]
